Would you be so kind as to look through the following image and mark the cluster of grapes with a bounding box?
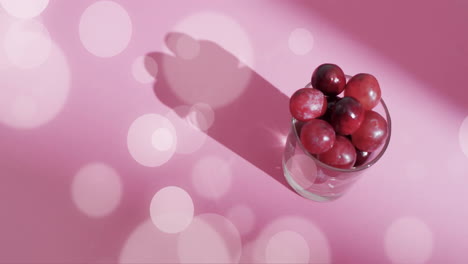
[289,64,388,169]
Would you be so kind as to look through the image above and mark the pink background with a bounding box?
[1,0,468,263]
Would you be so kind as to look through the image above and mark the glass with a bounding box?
[282,81,391,202]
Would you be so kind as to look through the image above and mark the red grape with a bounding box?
[317,135,356,169]
[351,110,388,152]
[311,63,346,96]
[321,96,341,122]
[289,88,327,122]
[300,119,336,154]
[330,96,365,135]
[354,149,371,167]
[345,73,381,110]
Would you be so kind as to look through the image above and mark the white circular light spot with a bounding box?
[3,20,52,69]
[151,127,174,151]
[0,13,13,70]
[9,95,37,124]
[288,28,314,55]
[79,1,132,57]
[265,231,310,264]
[166,106,207,154]
[226,205,255,235]
[132,55,157,84]
[162,12,253,108]
[187,103,214,131]
[459,116,468,159]
[192,156,232,199]
[385,217,433,264]
[120,220,179,263]
[0,0,49,19]
[150,186,194,234]
[72,163,122,217]
[4,19,51,69]
[177,213,242,264]
[171,12,253,67]
[127,114,177,167]
[285,154,318,189]
[0,41,70,129]
[247,216,330,264]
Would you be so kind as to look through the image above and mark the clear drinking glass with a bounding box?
[282,82,391,202]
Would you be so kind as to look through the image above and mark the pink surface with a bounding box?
[1,0,467,263]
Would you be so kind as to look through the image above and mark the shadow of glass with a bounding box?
[146,32,294,191]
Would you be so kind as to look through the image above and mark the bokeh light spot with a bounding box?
[187,103,215,131]
[171,12,253,67]
[288,28,314,55]
[166,106,207,154]
[265,230,310,264]
[0,13,12,70]
[177,213,242,264]
[72,163,122,217]
[226,205,255,235]
[79,1,132,57]
[4,19,51,69]
[0,0,49,19]
[244,216,330,264]
[120,220,179,263]
[0,40,70,129]
[127,113,177,167]
[9,95,37,124]
[384,217,433,264]
[192,156,232,199]
[151,127,174,151]
[150,186,194,234]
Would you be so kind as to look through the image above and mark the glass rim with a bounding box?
[292,82,392,173]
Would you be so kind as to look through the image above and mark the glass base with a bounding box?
[283,158,341,202]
